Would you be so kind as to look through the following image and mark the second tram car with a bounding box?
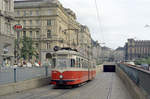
[51,48,96,86]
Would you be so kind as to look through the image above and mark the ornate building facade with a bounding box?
[14,0,92,64]
[0,0,15,66]
[125,39,150,60]
[79,25,92,58]
[92,40,102,64]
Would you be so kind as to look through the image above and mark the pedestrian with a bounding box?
[38,61,41,67]
[23,60,27,67]
[2,59,6,67]
[35,61,40,67]
[43,59,51,67]
[27,61,32,67]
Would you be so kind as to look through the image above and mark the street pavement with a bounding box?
[0,72,132,99]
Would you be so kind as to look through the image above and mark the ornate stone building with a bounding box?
[78,25,92,58]
[125,39,150,60]
[100,46,113,62]
[91,40,102,64]
[14,0,92,64]
[0,0,15,66]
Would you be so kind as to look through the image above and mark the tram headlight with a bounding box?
[59,75,63,79]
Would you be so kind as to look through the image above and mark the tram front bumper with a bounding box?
[51,80,75,85]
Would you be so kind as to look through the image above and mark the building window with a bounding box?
[36,10,39,16]
[5,22,11,34]
[47,43,51,49]
[71,59,75,67]
[8,23,11,34]
[23,31,26,37]
[4,23,7,34]
[36,20,40,25]
[47,30,51,38]
[35,43,39,48]
[17,11,20,16]
[23,20,26,26]
[24,11,26,16]
[3,46,9,54]
[30,20,32,26]
[36,31,39,38]
[4,0,9,11]
[59,26,62,33]
[30,31,32,37]
[48,10,51,15]
[30,11,32,16]
[47,20,51,26]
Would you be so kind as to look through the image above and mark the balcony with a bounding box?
[23,26,41,29]
[32,36,63,42]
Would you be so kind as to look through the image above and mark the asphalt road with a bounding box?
[0,72,132,99]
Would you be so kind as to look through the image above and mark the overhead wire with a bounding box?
[61,0,105,44]
[93,0,105,44]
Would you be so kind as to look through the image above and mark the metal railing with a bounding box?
[0,66,51,85]
[118,63,150,95]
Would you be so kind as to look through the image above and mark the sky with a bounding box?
[59,0,150,49]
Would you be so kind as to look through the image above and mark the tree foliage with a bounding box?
[15,37,37,60]
[135,57,150,65]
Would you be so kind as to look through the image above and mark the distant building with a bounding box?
[113,47,125,62]
[0,0,15,66]
[91,40,102,64]
[125,39,150,60]
[100,46,113,62]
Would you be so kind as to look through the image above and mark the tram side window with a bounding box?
[85,61,88,68]
[81,59,83,68]
[76,58,78,67]
[79,58,81,68]
[82,60,85,68]
[71,59,75,67]
[52,58,56,68]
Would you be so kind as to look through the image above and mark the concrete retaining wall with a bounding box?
[116,66,148,99]
[0,77,51,96]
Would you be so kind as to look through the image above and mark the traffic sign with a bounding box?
[13,24,23,31]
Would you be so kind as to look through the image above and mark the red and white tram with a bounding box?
[51,48,96,86]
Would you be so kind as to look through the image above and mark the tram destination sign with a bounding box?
[13,24,23,31]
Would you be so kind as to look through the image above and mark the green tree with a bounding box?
[135,57,150,65]
[20,37,37,60]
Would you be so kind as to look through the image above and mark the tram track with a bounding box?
[107,74,114,99]
[0,72,132,99]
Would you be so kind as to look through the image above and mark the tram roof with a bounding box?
[53,50,79,55]
[53,50,89,59]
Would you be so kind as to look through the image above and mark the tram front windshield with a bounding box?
[56,58,70,68]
